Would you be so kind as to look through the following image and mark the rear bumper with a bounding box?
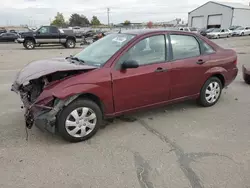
[225,68,238,86]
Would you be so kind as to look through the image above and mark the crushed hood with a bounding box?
[13,57,97,86]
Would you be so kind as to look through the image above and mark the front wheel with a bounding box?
[198,77,222,107]
[241,32,244,36]
[24,39,35,49]
[57,99,103,142]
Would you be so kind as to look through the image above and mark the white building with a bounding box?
[188,1,250,29]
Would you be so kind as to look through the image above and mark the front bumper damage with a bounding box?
[27,95,79,133]
[24,95,79,133]
[12,82,79,133]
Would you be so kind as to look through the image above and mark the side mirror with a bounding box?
[122,60,139,69]
[37,31,40,34]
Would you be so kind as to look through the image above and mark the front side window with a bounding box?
[38,27,49,34]
[118,35,166,67]
[74,33,135,67]
[170,34,200,60]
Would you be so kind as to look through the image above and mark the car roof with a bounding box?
[121,28,180,35]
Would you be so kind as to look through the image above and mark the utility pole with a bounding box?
[107,8,110,28]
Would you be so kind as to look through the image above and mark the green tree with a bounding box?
[91,16,101,25]
[50,12,66,27]
[124,20,131,25]
[69,13,90,26]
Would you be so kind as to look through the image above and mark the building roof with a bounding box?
[213,1,250,9]
[189,1,250,13]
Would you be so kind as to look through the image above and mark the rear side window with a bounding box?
[170,35,200,60]
[50,27,58,34]
[202,41,215,54]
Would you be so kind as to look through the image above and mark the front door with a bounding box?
[168,33,212,99]
[36,26,54,43]
[111,34,171,112]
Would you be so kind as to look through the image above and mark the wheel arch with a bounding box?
[204,67,226,88]
[211,73,225,87]
[24,36,36,43]
[66,36,76,42]
[77,93,105,114]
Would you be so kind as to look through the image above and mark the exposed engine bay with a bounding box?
[11,57,97,132]
[12,70,84,131]
[18,70,81,106]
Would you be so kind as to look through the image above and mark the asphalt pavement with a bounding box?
[0,38,250,188]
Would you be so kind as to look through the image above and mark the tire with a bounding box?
[241,32,244,36]
[57,99,103,142]
[217,35,220,39]
[65,39,76,48]
[244,77,250,84]
[24,39,35,50]
[198,77,222,107]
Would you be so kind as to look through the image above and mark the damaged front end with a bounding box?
[11,58,97,133]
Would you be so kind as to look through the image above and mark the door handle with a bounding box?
[155,67,168,72]
[196,59,205,65]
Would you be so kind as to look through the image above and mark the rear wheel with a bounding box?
[66,39,76,48]
[57,99,103,142]
[198,77,222,107]
[24,39,35,50]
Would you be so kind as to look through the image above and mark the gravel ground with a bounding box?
[0,38,250,188]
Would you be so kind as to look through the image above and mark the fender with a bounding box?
[24,36,37,43]
[204,66,227,80]
[52,83,114,114]
[66,35,76,42]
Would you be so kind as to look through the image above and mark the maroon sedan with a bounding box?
[12,29,238,142]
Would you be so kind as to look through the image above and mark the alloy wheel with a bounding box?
[26,41,34,49]
[65,107,97,138]
[205,81,221,104]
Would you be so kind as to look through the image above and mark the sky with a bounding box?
[1,0,250,26]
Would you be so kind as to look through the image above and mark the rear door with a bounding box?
[49,26,60,43]
[168,33,212,99]
[220,29,226,37]
[111,34,171,112]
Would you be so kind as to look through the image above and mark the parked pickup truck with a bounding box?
[16,26,83,49]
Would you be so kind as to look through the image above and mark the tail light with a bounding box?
[233,58,237,65]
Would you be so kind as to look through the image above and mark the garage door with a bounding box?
[208,15,222,26]
[191,16,204,28]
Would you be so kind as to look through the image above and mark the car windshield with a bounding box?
[74,33,135,66]
[235,27,244,30]
[212,28,221,32]
[206,28,215,33]
[190,27,197,31]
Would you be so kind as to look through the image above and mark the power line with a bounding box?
[107,8,110,27]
